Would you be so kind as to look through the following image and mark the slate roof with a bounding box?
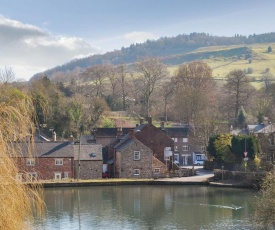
[15,142,74,158]
[116,139,136,151]
[74,144,102,161]
[95,128,133,137]
[163,127,189,137]
[233,124,275,134]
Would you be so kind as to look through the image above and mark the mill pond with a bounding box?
[36,185,258,230]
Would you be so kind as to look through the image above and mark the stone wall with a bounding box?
[117,141,153,178]
[74,160,102,180]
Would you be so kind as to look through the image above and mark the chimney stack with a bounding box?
[128,129,135,139]
[147,116,152,125]
[161,121,165,130]
[53,131,57,142]
[69,135,74,144]
[117,127,123,137]
[140,118,144,125]
[263,117,269,126]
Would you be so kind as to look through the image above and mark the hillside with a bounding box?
[31,32,275,82]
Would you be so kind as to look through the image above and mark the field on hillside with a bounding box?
[167,43,275,90]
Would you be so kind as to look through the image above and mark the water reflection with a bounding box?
[37,185,257,230]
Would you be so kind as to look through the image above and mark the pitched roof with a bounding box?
[95,128,133,137]
[15,142,74,158]
[162,127,189,137]
[74,144,102,161]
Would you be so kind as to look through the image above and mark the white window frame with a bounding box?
[174,153,179,162]
[134,151,140,161]
[64,172,69,179]
[174,138,178,142]
[27,172,37,182]
[54,172,62,180]
[183,145,190,151]
[55,158,63,165]
[26,158,35,166]
[16,173,23,182]
[153,168,160,174]
[134,169,140,175]
[183,138,188,143]
[174,146,178,151]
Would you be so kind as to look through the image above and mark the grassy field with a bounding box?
[166,42,275,90]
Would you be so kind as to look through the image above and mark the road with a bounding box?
[156,167,214,183]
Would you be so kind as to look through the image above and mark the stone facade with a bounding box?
[115,139,153,178]
[74,144,103,179]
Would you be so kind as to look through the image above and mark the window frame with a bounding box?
[27,172,37,182]
[26,158,35,166]
[54,172,62,180]
[134,151,140,161]
[134,169,140,175]
[153,168,160,174]
[183,138,188,143]
[182,145,190,151]
[55,158,64,165]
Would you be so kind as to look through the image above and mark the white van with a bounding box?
[194,159,205,165]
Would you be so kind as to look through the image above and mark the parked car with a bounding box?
[102,172,111,178]
[193,159,205,166]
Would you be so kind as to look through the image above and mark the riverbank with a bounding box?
[27,169,257,189]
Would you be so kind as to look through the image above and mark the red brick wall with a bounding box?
[17,157,74,181]
[135,125,174,164]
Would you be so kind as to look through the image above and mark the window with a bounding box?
[134,169,140,175]
[183,138,188,143]
[55,158,63,165]
[64,172,69,178]
[54,172,62,180]
[175,146,178,151]
[134,151,140,160]
[174,154,179,162]
[154,168,160,174]
[27,172,37,182]
[16,173,23,182]
[183,145,190,151]
[26,158,35,166]
[173,138,178,142]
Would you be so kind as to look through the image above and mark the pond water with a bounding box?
[35,185,258,230]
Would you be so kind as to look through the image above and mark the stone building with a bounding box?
[113,131,153,178]
[74,144,103,180]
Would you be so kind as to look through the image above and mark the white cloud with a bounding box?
[0,15,101,80]
[124,31,158,44]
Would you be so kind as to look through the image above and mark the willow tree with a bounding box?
[0,85,44,229]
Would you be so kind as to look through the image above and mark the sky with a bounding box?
[1,0,275,81]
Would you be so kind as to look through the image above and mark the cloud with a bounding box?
[124,31,158,44]
[0,15,101,80]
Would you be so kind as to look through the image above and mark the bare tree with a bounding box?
[82,65,110,98]
[136,57,168,118]
[223,69,255,123]
[0,67,16,83]
[161,78,175,122]
[172,62,215,124]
